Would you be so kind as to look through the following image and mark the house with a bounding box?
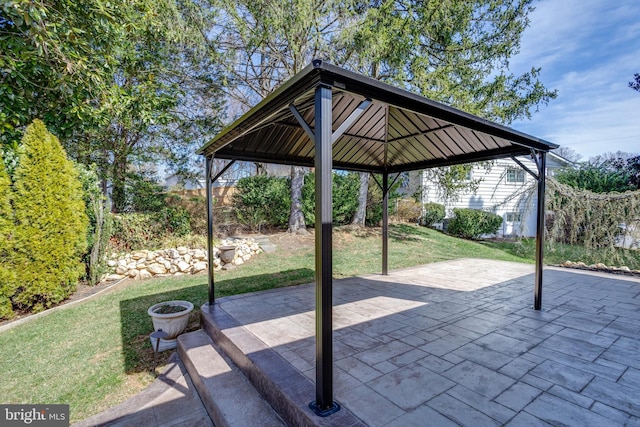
[422,152,574,237]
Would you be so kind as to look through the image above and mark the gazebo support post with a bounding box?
[206,155,215,308]
[382,172,389,275]
[534,151,547,310]
[310,84,340,416]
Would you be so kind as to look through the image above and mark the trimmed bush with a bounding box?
[396,199,422,223]
[11,120,88,312]
[421,202,445,227]
[447,208,502,240]
[301,172,360,225]
[233,175,290,231]
[0,150,16,318]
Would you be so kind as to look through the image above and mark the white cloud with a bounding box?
[511,0,640,159]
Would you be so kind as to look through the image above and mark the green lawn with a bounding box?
[481,237,640,271]
[0,224,529,423]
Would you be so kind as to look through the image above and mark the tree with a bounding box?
[206,0,555,228]
[552,146,582,163]
[1,0,225,212]
[11,120,88,312]
[351,172,369,226]
[555,152,640,193]
[0,150,15,318]
[210,0,354,233]
[0,0,153,147]
[288,166,307,233]
[422,164,484,208]
[339,0,556,210]
[630,73,640,92]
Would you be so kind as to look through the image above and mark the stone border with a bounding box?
[104,238,262,281]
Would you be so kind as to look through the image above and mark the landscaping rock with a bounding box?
[139,269,152,280]
[131,251,146,260]
[167,249,180,259]
[192,262,207,273]
[148,263,168,275]
[103,237,264,282]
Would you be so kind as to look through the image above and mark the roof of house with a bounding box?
[197,60,558,173]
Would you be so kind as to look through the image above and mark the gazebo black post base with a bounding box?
[309,401,341,417]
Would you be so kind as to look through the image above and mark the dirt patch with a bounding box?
[266,231,315,252]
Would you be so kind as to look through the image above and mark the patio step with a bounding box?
[200,303,366,427]
[177,330,285,427]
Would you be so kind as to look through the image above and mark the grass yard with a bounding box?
[0,224,531,423]
[481,237,640,271]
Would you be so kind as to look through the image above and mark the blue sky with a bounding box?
[510,0,640,160]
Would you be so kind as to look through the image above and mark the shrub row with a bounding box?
[231,172,400,231]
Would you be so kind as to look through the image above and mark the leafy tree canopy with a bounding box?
[630,73,640,92]
[555,151,640,193]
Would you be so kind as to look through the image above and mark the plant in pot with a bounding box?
[148,300,194,351]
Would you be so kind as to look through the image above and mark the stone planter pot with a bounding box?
[148,300,194,351]
[219,245,236,263]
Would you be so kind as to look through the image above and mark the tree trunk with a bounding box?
[288,165,307,234]
[88,195,104,285]
[352,171,369,227]
[111,156,127,213]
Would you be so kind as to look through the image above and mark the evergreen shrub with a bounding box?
[301,172,360,225]
[447,208,502,240]
[233,175,290,230]
[0,151,16,318]
[421,202,445,227]
[11,120,88,312]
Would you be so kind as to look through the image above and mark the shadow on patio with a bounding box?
[204,259,640,426]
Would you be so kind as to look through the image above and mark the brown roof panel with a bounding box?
[199,61,557,172]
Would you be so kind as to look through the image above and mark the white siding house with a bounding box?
[422,153,573,237]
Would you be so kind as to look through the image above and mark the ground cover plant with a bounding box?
[0,224,529,423]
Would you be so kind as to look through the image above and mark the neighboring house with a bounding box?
[164,172,206,190]
[165,172,239,204]
[422,152,574,237]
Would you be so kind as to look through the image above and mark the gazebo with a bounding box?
[196,60,558,416]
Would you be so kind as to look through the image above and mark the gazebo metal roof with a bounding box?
[197,60,557,172]
[198,60,557,417]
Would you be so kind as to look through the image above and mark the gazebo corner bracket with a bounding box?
[511,156,538,180]
[289,104,316,142]
[331,98,372,144]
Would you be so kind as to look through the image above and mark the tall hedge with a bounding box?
[0,151,15,318]
[11,120,88,312]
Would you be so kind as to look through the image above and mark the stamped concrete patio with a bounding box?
[202,258,640,426]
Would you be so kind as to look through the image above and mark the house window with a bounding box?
[506,169,525,183]
[506,212,522,222]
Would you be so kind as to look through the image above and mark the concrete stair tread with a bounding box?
[178,330,285,427]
